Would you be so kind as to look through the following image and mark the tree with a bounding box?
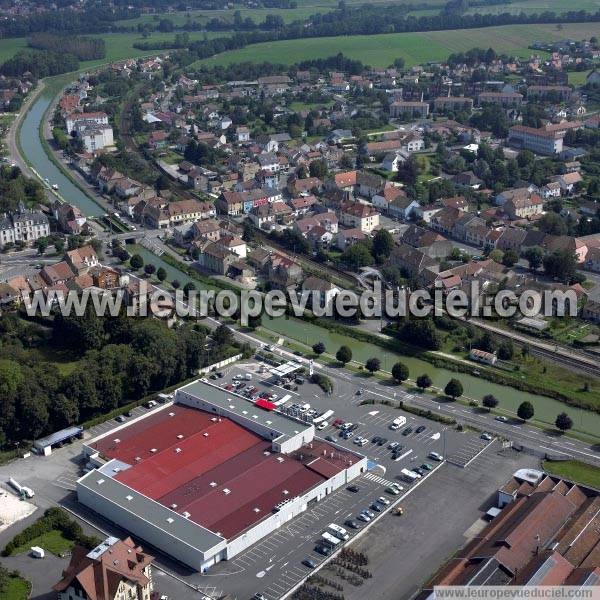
[416,373,432,391]
[341,242,373,270]
[482,394,498,411]
[183,282,196,297]
[312,342,326,355]
[502,248,519,267]
[497,340,514,360]
[543,249,577,283]
[539,212,567,236]
[156,267,167,282]
[171,279,181,290]
[489,249,504,264]
[54,238,65,253]
[213,324,234,347]
[555,412,573,432]
[36,238,48,255]
[444,378,463,400]
[391,362,409,384]
[517,401,534,422]
[144,263,156,276]
[336,345,352,365]
[523,246,543,272]
[365,357,381,374]
[130,254,143,270]
[309,158,328,179]
[372,229,394,261]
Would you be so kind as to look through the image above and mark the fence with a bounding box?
[198,354,243,374]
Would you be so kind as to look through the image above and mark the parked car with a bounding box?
[402,426,413,436]
[325,435,336,442]
[357,513,370,523]
[345,519,360,529]
[415,425,426,433]
[377,437,387,446]
[370,502,383,512]
[481,432,493,440]
[377,496,390,506]
[314,544,331,556]
[347,485,360,493]
[421,463,433,471]
[116,415,127,422]
[428,451,444,461]
[302,558,317,569]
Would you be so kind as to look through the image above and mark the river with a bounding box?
[18,78,105,217]
[130,245,600,438]
[19,80,600,440]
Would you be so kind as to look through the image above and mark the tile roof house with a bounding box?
[53,536,154,600]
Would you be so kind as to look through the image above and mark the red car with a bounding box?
[332,419,345,428]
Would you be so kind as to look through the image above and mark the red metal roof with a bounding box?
[92,404,353,540]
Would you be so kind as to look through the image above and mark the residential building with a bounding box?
[390,101,429,118]
[508,124,566,155]
[0,207,50,248]
[339,202,380,233]
[477,91,523,107]
[54,536,154,600]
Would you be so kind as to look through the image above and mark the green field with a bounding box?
[196,23,599,68]
[543,460,600,490]
[9,529,75,556]
[465,0,600,14]
[0,38,27,63]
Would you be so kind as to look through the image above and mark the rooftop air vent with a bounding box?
[126,495,133,501]
[166,517,174,524]
[97,479,105,485]
[223,488,231,495]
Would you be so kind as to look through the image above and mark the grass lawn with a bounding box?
[197,23,598,68]
[569,70,592,86]
[289,100,335,112]
[543,459,600,490]
[0,38,28,63]
[32,346,80,377]
[10,529,74,557]
[1,575,31,600]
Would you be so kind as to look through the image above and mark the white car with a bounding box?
[377,496,390,506]
[317,421,328,430]
[495,415,508,422]
[428,451,444,462]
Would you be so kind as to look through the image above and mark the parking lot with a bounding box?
[0,358,503,600]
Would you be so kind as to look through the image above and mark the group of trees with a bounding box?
[0,313,238,447]
[0,49,79,78]
[28,33,105,60]
[0,165,46,213]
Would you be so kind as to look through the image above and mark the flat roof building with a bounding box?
[78,380,366,572]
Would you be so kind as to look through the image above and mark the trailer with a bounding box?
[400,468,420,483]
[8,477,34,499]
[30,546,45,558]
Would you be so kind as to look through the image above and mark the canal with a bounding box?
[18,77,105,217]
[130,246,600,438]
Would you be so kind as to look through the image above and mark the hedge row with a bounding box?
[2,508,101,557]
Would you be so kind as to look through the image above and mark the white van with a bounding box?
[327,524,349,541]
[390,416,407,430]
[321,531,342,547]
[245,373,253,381]
[400,468,420,482]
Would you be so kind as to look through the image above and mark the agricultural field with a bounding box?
[198,23,600,68]
[114,0,445,28]
[464,0,600,14]
[0,38,27,64]
[197,23,598,67]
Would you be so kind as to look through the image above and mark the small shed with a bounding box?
[34,426,84,456]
